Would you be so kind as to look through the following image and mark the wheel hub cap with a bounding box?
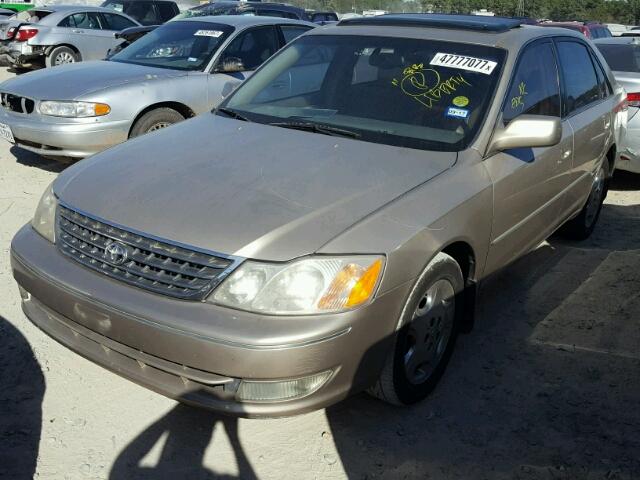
[148,122,171,132]
[403,279,456,385]
[56,52,75,65]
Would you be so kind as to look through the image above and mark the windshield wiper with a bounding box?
[269,121,360,139]
[216,107,250,122]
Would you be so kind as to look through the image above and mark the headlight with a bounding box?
[39,101,110,118]
[211,256,384,314]
[32,182,57,243]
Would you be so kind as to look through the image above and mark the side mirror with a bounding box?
[488,115,562,154]
[216,57,245,73]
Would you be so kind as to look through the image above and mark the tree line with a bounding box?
[291,0,640,26]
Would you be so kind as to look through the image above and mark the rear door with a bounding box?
[484,39,574,273]
[57,12,112,60]
[555,39,612,214]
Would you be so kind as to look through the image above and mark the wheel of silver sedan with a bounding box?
[368,252,464,406]
[404,279,456,385]
[147,122,172,132]
[55,51,75,65]
[584,166,606,228]
[130,107,185,138]
[45,46,79,68]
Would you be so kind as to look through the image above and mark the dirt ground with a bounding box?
[0,66,639,480]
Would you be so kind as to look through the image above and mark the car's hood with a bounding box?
[0,61,188,99]
[55,115,456,261]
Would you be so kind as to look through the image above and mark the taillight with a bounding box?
[627,92,640,108]
[15,28,38,42]
[6,26,16,39]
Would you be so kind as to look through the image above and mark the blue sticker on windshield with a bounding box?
[446,107,469,119]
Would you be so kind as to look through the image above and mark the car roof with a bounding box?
[312,15,585,50]
[33,5,126,13]
[175,14,313,27]
[338,14,522,33]
[594,36,640,45]
[111,0,177,2]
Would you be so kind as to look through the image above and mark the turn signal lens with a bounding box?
[94,103,111,116]
[346,259,383,307]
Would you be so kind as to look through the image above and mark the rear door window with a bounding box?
[556,41,601,115]
[59,12,102,29]
[101,12,137,30]
[157,2,177,22]
[220,26,279,70]
[502,40,561,123]
[280,25,312,44]
[125,1,159,25]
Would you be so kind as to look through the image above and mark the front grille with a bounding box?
[0,92,35,114]
[57,205,236,300]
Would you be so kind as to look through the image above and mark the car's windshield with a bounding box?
[110,21,233,71]
[221,35,506,151]
[597,43,640,72]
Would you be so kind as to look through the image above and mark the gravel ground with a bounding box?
[1,66,639,480]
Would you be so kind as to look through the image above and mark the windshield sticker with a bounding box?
[446,107,469,119]
[430,53,497,75]
[452,96,469,107]
[194,30,224,37]
[188,57,198,62]
[510,81,528,110]
[391,63,472,109]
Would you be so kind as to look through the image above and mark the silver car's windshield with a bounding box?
[110,21,233,71]
[221,35,506,151]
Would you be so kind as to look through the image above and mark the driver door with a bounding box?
[483,39,574,274]
[207,26,279,107]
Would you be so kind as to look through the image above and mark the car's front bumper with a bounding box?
[0,108,130,158]
[11,224,408,417]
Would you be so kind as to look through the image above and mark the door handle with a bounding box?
[562,149,572,160]
[604,120,611,129]
[72,29,84,33]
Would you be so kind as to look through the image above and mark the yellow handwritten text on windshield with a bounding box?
[391,63,472,109]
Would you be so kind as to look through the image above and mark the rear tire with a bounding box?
[559,163,607,240]
[368,252,464,406]
[129,108,185,138]
[45,46,79,68]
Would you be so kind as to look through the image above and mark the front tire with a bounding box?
[45,46,79,68]
[368,252,464,406]
[559,163,607,240]
[129,108,185,138]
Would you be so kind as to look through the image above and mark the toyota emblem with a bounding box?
[105,242,129,265]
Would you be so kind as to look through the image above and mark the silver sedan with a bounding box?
[595,36,640,174]
[5,6,140,68]
[0,16,314,159]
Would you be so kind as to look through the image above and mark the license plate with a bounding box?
[0,122,14,144]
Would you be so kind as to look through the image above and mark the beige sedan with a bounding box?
[12,15,627,417]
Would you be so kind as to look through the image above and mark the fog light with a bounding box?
[236,371,333,402]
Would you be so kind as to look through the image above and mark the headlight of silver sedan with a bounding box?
[32,182,57,243]
[211,256,384,315]
[39,101,111,118]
